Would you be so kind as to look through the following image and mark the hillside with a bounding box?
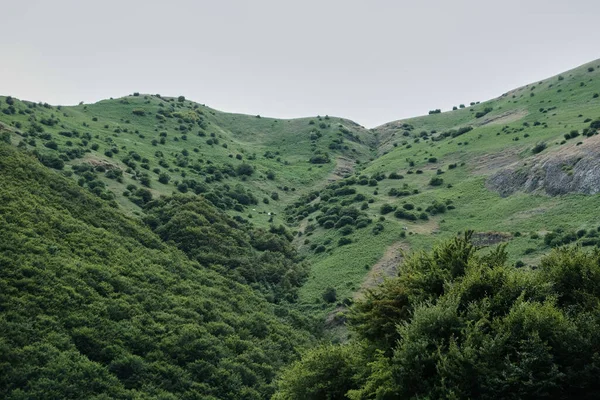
[1,58,600,397]
[0,144,314,399]
[0,93,374,225]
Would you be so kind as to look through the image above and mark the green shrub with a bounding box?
[429,177,444,186]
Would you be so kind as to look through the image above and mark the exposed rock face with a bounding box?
[487,137,600,196]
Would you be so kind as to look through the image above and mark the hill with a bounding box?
[1,58,600,397]
[0,144,313,399]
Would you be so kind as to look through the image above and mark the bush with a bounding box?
[236,163,254,176]
[322,286,337,303]
[338,237,352,246]
[158,173,170,184]
[372,223,384,235]
[475,107,493,118]
[380,204,395,215]
[275,234,600,399]
[394,209,417,221]
[309,154,330,164]
[531,142,547,154]
[429,177,444,186]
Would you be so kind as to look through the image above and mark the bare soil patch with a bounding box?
[327,157,355,182]
[355,241,408,299]
[477,109,528,126]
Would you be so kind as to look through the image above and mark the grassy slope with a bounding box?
[293,59,600,319]
[1,59,600,327]
[0,94,374,224]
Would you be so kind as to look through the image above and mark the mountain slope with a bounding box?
[1,58,600,335]
[0,144,312,399]
[0,93,374,225]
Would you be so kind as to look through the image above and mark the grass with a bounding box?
[2,58,600,326]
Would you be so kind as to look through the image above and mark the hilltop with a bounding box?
[1,58,600,398]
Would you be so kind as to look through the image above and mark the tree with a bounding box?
[276,234,600,399]
[236,163,254,176]
[322,287,337,303]
[158,172,170,184]
[273,345,361,400]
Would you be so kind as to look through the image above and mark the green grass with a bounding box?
[2,58,600,326]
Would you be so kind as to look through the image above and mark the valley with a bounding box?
[2,58,600,398]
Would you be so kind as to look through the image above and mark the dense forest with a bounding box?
[0,144,313,399]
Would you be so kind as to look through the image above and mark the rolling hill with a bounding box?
[1,58,600,398]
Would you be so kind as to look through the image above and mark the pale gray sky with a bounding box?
[1,0,599,127]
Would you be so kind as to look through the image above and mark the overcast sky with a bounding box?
[1,0,599,128]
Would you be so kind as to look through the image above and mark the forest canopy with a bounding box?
[274,233,600,399]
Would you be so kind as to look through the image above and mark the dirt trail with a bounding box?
[354,241,408,299]
[324,241,408,328]
[327,157,355,182]
[477,109,528,126]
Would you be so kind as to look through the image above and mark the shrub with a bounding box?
[309,154,330,164]
[44,141,58,150]
[531,142,547,154]
[372,223,384,235]
[429,177,444,186]
[394,209,417,221]
[475,107,493,118]
[158,173,170,184]
[380,204,395,215]
[338,237,352,246]
[236,163,254,176]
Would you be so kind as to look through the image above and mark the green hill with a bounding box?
[0,144,313,399]
[1,58,600,398]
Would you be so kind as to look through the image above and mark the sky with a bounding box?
[1,0,599,128]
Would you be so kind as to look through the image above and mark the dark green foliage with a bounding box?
[309,153,330,164]
[532,141,547,154]
[338,237,352,246]
[475,106,493,118]
[322,287,337,303]
[33,150,64,169]
[236,163,254,176]
[158,172,170,184]
[276,233,600,399]
[394,209,417,221]
[143,195,308,303]
[0,145,311,399]
[273,345,361,400]
[429,176,444,186]
[380,203,394,215]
